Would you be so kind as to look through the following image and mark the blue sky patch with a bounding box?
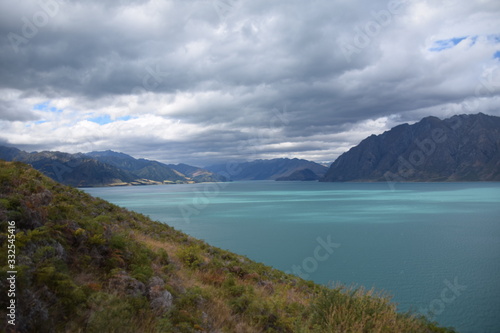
[33,101,49,110]
[88,114,112,125]
[34,101,62,113]
[117,115,134,121]
[88,115,136,125]
[494,51,500,60]
[429,36,468,52]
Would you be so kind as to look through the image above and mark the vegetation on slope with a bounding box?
[0,161,455,332]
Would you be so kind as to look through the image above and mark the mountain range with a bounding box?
[0,147,225,187]
[321,113,500,182]
[1,113,498,186]
[0,147,328,187]
[205,158,328,181]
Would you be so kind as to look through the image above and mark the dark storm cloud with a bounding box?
[0,0,499,165]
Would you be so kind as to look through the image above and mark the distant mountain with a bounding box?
[88,151,226,183]
[86,150,186,183]
[276,168,321,181]
[205,158,328,181]
[0,147,227,187]
[321,113,500,182]
[167,163,227,183]
[0,147,139,187]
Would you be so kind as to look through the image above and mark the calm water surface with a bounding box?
[83,181,500,333]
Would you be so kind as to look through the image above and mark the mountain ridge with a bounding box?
[276,168,321,181]
[0,147,226,187]
[321,113,500,182]
[205,158,328,181]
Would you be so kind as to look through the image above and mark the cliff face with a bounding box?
[321,113,500,182]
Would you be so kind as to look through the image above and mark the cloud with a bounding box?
[0,0,499,166]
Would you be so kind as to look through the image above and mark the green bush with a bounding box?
[177,244,203,268]
[109,233,128,250]
[86,293,136,333]
[130,263,154,284]
[223,277,246,297]
[168,286,206,330]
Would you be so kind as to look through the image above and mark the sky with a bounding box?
[0,0,499,166]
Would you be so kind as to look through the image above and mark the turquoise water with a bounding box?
[83,181,500,333]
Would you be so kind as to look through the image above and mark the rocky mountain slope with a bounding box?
[206,158,328,181]
[0,161,454,332]
[321,113,500,182]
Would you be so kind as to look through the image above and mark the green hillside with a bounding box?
[0,161,455,332]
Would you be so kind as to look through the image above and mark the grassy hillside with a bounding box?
[0,161,455,332]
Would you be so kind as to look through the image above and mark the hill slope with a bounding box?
[322,113,500,182]
[206,158,328,181]
[0,161,453,332]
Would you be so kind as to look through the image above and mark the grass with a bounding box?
[0,160,456,332]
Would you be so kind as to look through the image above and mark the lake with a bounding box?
[83,181,500,333]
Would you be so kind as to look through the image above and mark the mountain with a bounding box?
[0,147,226,187]
[0,147,140,187]
[167,163,227,183]
[0,160,453,332]
[276,168,321,181]
[205,158,328,181]
[321,113,500,182]
[88,151,227,183]
[86,150,187,183]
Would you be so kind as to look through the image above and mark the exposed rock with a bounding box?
[258,280,275,295]
[147,277,173,315]
[108,272,146,297]
[150,291,173,315]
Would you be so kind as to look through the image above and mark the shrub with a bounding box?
[177,244,203,268]
[86,293,136,333]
